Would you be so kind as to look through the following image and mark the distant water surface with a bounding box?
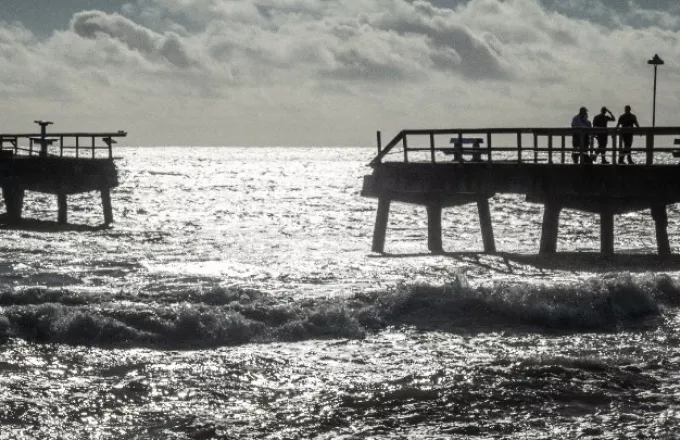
[0,146,679,439]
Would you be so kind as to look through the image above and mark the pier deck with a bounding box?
[0,122,127,225]
[362,127,680,256]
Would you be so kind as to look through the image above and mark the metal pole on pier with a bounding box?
[647,54,664,127]
[34,120,53,157]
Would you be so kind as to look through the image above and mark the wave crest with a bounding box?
[0,274,677,348]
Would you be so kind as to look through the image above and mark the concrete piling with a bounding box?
[651,205,670,256]
[600,207,614,256]
[426,204,443,253]
[372,197,391,253]
[58,193,68,224]
[539,202,561,255]
[2,186,24,223]
[477,198,496,253]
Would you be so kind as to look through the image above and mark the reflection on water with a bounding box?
[1,147,679,438]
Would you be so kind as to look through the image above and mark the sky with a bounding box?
[1,0,679,146]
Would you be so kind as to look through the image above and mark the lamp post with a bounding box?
[647,54,664,127]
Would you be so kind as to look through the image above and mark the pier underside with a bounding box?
[363,163,680,256]
[1,157,118,225]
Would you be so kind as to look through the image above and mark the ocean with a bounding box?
[1,146,679,439]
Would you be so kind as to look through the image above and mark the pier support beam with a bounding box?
[600,207,614,256]
[427,204,443,254]
[101,188,114,225]
[477,198,496,253]
[2,186,24,223]
[651,205,671,256]
[372,197,391,253]
[58,193,68,224]
[540,202,561,255]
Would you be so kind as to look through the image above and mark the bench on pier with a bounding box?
[673,139,680,158]
[0,136,17,154]
[442,137,487,162]
[30,137,57,145]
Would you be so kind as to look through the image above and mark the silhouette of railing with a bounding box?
[0,122,127,159]
[370,127,680,167]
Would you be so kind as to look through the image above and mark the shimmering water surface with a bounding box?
[1,147,680,439]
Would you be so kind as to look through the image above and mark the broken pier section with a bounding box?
[1,121,127,226]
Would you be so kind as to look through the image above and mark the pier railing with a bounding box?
[370,127,680,167]
[0,123,127,159]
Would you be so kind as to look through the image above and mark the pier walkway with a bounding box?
[0,121,127,225]
[362,126,680,256]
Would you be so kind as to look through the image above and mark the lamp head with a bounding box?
[648,54,664,65]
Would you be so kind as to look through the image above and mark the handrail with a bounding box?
[369,130,405,167]
[369,126,680,166]
[0,131,127,137]
[0,130,127,159]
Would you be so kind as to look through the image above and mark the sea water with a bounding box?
[0,146,679,439]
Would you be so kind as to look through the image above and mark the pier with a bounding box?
[0,121,127,226]
[362,127,680,256]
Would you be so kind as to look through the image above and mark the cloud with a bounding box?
[0,0,678,145]
[71,10,195,68]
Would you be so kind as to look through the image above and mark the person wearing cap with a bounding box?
[571,106,592,164]
[616,105,640,164]
[592,107,616,164]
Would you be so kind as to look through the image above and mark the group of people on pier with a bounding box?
[571,105,640,164]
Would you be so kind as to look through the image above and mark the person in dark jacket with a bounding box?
[616,105,640,164]
[592,107,615,164]
[571,106,592,164]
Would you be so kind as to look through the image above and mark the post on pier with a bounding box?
[429,133,436,163]
[101,188,114,225]
[651,205,671,256]
[372,197,391,253]
[427,204,443,253]
[600,206,614,256]
[2,186,24,222]
[645,132,655,165]
[34,120,53,157]
[57,192,68,224]
[102,137,116,158]
[540,202,561,254]
[477,198,496,252]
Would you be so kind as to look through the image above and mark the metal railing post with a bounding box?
[646,131,654,165]
[533,134,538,163]
[486,132,492,163]
[517,132,522,163]
[429,133,436,163]
[612,132,618,165]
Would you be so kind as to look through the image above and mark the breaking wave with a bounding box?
[0,274,678,348]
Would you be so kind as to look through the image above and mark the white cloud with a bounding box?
[0,0,678,145]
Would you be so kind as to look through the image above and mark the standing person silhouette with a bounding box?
[592,107,616,164]
[571,106,592,164]
[616,105,640,164]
